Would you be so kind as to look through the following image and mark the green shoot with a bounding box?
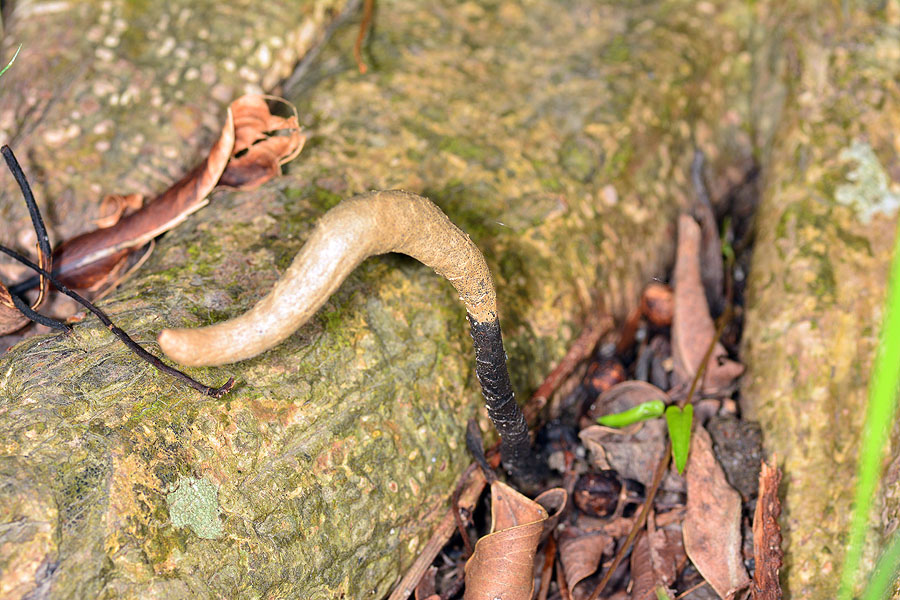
[837,220,900,599]
[665,404,693,475]
[597,400,665,427]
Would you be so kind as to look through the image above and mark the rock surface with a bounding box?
[0,0,766,598]
[742,3,900,597]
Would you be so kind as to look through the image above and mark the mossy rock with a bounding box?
[0,0,760,597]
[742,2,900,597]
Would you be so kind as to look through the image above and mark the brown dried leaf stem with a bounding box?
[0,244,234,398]
[354,0,374,74]
[537,535,557,600]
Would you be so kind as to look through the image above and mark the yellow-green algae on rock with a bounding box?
[0,0,761,598]
[742,2,900,597]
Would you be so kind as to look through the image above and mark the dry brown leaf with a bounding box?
[42,94,304,295]
[218,94,305,190]
[557,526,613,592]
[536,487,568,537]
[94,193,144,229]
[751,457,783,600]
[464,481,565,600]
[690,151,725,317]
[51,105,235,292]
[671,215,743,394]
[631,532,662,600]
[683,427,749,599]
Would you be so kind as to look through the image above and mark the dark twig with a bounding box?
[0,244,234,398]
[2,145,52,306]
[9,291,70,331]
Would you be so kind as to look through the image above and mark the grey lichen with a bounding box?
[835,141,900,223]
[166,476,223,540]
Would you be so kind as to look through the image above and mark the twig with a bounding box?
[2,145,52,307]
[354,0,374,74]
[588,439,671,600]
[556,553,573,600]
[0,244,235,398]
[8,291,69,331]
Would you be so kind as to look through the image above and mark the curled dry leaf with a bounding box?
[39,94,304,295]
[218,94,305,189]
[751,457,783,600]
[51,106,236,292]
[682,427,749,599]
[557,526,614,592]
[464,482,566,600]
[671,215,743,394]
[580,421,667,489]
[94,193,144,229]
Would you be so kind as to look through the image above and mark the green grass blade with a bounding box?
[861,530,900,600]
[0,45,21,80]
[837,220,900,599]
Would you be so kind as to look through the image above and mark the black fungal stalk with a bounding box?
[468,316,536,480]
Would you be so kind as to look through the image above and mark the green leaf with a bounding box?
[0,45,21,80]
[597,399,665,427]
[665,404,693,474]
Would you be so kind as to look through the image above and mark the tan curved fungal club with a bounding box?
[158,190,498,366]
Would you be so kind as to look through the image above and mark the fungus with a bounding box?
[158,190,537,478]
